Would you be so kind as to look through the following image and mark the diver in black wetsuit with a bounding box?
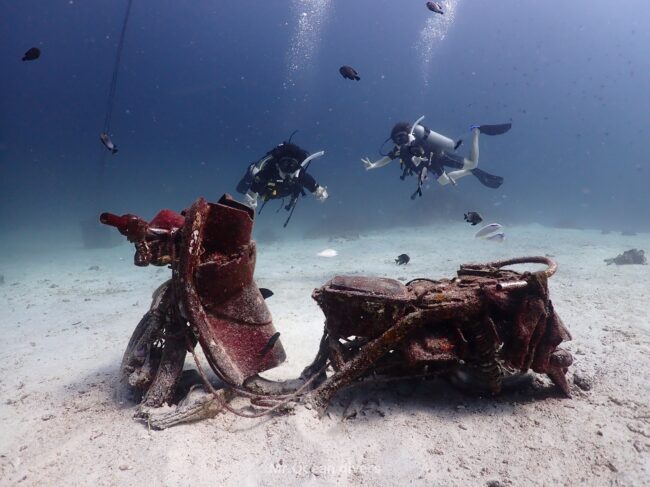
[236,139,328,223]
[362,116,511,199]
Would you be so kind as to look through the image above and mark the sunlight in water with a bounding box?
[415,0,461,85]
[287,0,332,80]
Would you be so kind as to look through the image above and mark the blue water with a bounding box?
[1,0,649,246]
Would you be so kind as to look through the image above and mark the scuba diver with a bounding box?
[236,134,329,227]
[361,116,511,199]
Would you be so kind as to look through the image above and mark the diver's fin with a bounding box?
[471,168,504,189]
[477,123,512,136]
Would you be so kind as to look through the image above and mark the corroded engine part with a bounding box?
[307,257,573,413]
[106,196,574,427]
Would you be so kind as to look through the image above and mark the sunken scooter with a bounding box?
[102,195,573,429]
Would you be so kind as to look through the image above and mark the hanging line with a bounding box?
[103,0,134,134]
[95,0,132,208]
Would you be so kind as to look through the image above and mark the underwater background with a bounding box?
[1,0,649,249]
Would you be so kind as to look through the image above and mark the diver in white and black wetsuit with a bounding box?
[236,137,328,226]
[362,116,511,199]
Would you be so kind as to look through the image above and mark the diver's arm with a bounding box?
[297,169,318,192]
[297,170,328,201]
[362,155,393,170]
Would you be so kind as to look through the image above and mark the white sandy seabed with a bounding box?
[0,222,649,487]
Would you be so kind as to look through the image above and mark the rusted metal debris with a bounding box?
[103,196,574,428]
[604,249,647,265]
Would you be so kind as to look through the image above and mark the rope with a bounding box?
[186,338,328,419]
[103,0,134,134]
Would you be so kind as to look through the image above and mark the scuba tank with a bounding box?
[409,115,457,153]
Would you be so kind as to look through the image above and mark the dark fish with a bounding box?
[339,65,360,81]
[259,332,281,357]
[464,212,483,226]
[260,288,274,299]
[426,2,444,14]
[22,47,41,61]
[395,253,410,265]
[100,132,118,154]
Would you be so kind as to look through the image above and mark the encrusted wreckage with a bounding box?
[604,249,647,266]
[101,195,573,429]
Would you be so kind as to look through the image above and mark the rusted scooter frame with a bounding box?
[103,197,297,419]
[103,195,573,427]
[302,256,572,415]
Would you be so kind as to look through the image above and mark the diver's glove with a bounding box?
[362,156,392,171]
[245,191,258,209]
[411,155,427,167]
[361,157,375,170]
[314,185,328,202]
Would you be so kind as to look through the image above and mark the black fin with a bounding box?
[260,288,274,299]
[478,123,512,136]
[471,168,504,189]
[259,332,281,357]
[454,139,463,150]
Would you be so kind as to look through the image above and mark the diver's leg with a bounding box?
[465,127,480,170]
[443,128,480,184]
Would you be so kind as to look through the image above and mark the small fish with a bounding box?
[22,47,41,61]
[100,132,118,154]
[474,223,503,239]
[486,232,505,243]
[259,332,281,357]
[317,249,338,257]
[395,253,410,265]
[426,2,444,14]
[339,65,360,81]
[464,212,483,226]
[259,288,273,299]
